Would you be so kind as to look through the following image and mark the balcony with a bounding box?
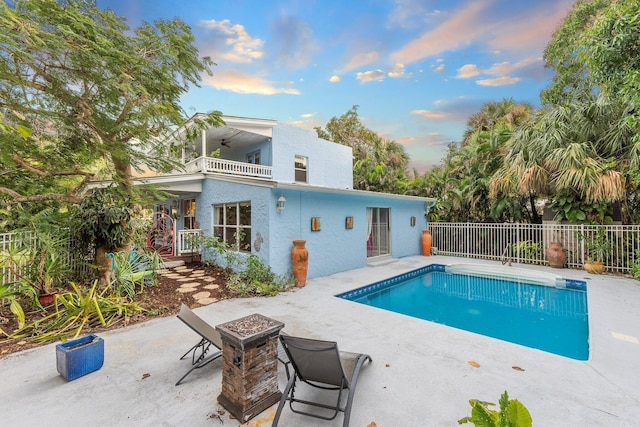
[183,157,272,179]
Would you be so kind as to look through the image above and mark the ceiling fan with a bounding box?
[220,139,231,148]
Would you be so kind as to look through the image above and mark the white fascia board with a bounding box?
[272,181,436,204]
[86,173,205,193]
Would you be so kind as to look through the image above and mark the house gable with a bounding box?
[270,123,353,188]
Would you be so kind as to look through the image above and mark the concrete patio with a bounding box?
[1,255,640,426]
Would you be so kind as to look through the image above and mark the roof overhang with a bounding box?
[272,181,436,204]
[86,173,204,195]
[86,173,436,205]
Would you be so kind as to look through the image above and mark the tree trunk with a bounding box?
[95,241,133,288]
[97,152,135,287]
[95,246,112,288]
[529,194,542,224]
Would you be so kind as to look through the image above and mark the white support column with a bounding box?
[201,129,207,158]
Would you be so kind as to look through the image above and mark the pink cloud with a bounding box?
[390,0,574,64]
[203,70,300,95]
[356,69,385,83]
[390,1,492,65]
[476,76,521,86]
[456,64,481,78]
[339,51,380,74]
[411,110,448,120]
[486,0,574,54]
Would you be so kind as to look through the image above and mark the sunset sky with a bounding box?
[97,0,576,172]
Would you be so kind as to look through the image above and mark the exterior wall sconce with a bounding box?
[171,199,180,219]
[276,196,286,213]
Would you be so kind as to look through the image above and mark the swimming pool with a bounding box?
[337,264,589,360]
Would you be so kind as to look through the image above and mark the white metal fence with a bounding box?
[2,227,205,286]
[1,231,91,286]
[1,231,36,285]
[4,222,639,285]
[429,223,640,273]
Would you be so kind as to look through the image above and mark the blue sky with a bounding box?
[98,0,575,172]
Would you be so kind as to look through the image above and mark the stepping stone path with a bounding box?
[157,265,221,306]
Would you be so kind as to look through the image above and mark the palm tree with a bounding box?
[490,94,632,223]
[353,136,410,193]
[455,101,534,222]
[463,99,532,143]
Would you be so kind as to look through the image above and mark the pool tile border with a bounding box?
[336,263,586,300]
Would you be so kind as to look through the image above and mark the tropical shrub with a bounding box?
[8,280,144,343]
[458,390,532,427]
[1,226,72,299]
[511,241,542,261]
[107,250,164,299]
[629,250,640,280]
[225,254,291,297]
[0,282,36,332]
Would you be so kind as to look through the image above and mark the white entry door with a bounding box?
[367,207,390,258]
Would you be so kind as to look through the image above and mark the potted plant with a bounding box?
[584,228,610,274]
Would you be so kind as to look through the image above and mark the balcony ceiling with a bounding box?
[204,126,267,151]
[183,114,276,156]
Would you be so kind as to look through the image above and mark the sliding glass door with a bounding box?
[366,207,390,258]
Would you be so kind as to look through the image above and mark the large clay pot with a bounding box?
[38,292,55,306]
[421,230,432,256]
[547,242,567,268]
[291,240,309,287]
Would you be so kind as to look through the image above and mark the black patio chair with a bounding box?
[175,303,224,386]
[272,334,372,427]
[175,304,292,386]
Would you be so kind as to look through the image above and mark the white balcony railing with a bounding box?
[176,229,203,256]
[184,157,272,179]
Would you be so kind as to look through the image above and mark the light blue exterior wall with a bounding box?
[268,190,367,279]
[268,188,426,279]
[189,177,426,279]
[195,179,273,268]
[270,123,353,188]
[224,139,272,165]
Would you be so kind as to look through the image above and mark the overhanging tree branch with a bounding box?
[0,186,82,204]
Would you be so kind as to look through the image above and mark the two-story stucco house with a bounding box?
[130,114,434,281]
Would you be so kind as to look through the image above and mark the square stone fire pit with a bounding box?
[215,314,284,423]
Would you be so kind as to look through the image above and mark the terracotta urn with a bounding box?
[291,240,308,287]
[421,230,432,256]
[546,242,567,268]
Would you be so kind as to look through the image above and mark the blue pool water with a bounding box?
[337,264,589,360]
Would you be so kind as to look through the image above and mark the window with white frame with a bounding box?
[294,155,307,183]
[213,202,251,252]
[183,199,197,229]
[246,150,261,164]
